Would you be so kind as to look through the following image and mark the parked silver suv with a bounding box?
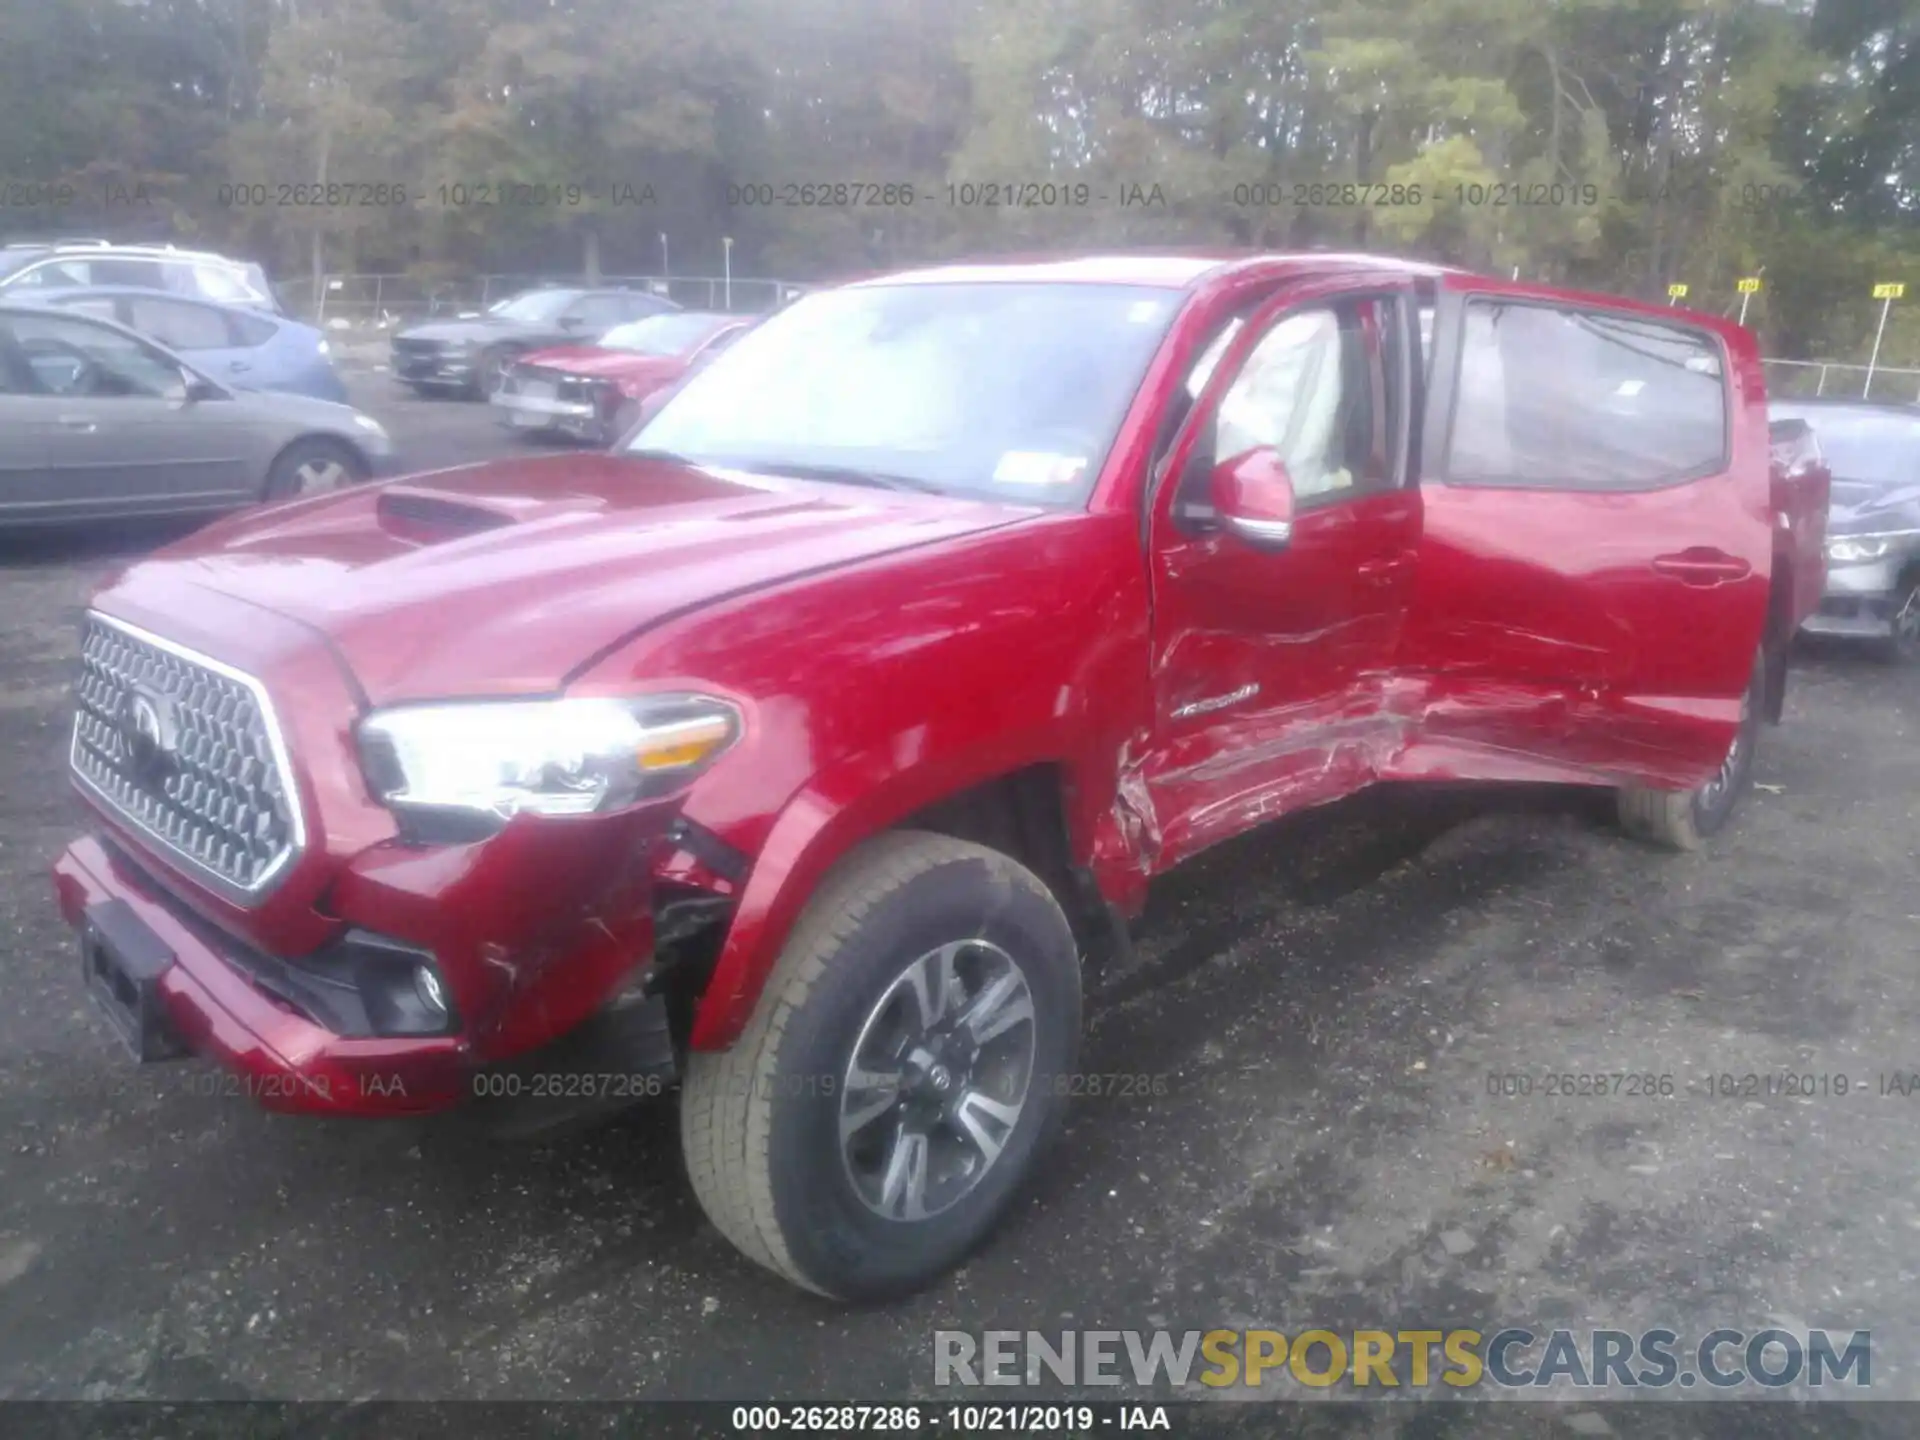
[0,241,281,314]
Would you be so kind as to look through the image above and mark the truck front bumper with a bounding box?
[53,801,682,1118]
[55,835,467,1114]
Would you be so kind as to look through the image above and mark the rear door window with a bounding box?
[58,295,125,323]
[190,262,260,305]
[1445,302,1727,490]
[227,310,280,347]
[88,257,168,288]
[125,296,233,351]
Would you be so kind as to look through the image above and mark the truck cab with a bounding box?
[54,253,1811,1301]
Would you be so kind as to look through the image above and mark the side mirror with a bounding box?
[1210,447,1296,549]
[558,314,587,331]
[179,371,222,403]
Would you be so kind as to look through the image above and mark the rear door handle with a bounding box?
[56,415,97,432]
[1651,549,1751,586]
[229,361,251,372]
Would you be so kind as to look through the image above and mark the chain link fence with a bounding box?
[1761,359,1920,404]
[297,273,1920,407]
[300,273,810,324]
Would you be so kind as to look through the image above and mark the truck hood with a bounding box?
[115,454,1040,705]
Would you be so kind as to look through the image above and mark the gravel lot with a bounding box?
[1,373,1916,1434]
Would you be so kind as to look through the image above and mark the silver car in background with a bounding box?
[1771,398,1920,663]
[0,302,395,526]
[0,240,282,313]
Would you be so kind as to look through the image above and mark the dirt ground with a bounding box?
[1,374,1916,1437]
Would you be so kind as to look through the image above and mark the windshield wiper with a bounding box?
[745,461,945,494]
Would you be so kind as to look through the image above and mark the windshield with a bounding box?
[627,282,1180,503]
[1774,409,1920,486]
[600,314,725,356]
[487,289,581,323]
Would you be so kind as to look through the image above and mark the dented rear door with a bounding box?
[1395,280,1771,791]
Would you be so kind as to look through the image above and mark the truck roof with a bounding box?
[851,251,1466,291]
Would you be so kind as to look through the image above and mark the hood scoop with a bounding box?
[375,485,520,541]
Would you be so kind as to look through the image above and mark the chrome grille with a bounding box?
[70,615,302,898]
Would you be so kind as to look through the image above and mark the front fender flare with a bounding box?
[685,724,1083,1051]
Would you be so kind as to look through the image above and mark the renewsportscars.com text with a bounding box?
[934,1327,1871,1391]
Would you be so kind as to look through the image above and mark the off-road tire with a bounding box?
[1617,649,1764,851]
[680,830,1081,1301]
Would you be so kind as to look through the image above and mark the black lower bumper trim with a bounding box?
[462,993,680,1140]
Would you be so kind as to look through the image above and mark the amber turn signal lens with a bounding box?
[636,714,735,772]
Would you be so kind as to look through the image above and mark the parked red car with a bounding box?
[490,311,754,444]
[55,252,1821,1301]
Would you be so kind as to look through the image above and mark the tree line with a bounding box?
[0,0,1914,363]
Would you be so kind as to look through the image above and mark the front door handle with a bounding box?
[1651,549,1752,586]
[228,360,251,373]
[56,415,97,432]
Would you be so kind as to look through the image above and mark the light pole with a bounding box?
[722,237,733,311]
[660,232,669,279]
[1865,283,1904,400]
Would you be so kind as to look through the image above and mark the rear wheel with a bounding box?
[1871,576,1920,665]
[680,831,1081,1300]
[263,437,366,501]
[1617,649,1762,850]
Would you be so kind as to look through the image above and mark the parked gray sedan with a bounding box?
[0,302,395,526]
[1771,398,1920,662]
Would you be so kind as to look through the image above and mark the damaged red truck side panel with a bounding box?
[54,252,1818,1300]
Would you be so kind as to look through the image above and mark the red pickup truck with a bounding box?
[54,252,1822,1301]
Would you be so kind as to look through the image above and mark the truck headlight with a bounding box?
[1827,536,1901,564]
[358,695,740,821]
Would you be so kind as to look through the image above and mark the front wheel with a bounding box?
[1617,649,1763,850]
[681,831,1082,1300]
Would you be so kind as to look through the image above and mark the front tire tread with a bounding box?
[682,831,1036,1298]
